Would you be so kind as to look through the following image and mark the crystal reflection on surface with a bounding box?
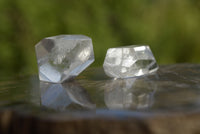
[40,81,96,111]
[104,78,156,110]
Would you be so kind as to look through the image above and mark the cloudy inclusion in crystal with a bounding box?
[103,45,158,78]
[35,35,94,83]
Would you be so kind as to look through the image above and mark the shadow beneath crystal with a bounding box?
[103,77,157,110]
[39,81,96,111]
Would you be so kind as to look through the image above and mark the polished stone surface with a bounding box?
[35,35,94,83]
[103,45,158,78]
[1,64,200,115]
[2,64,200,134]
[0,64,200,113]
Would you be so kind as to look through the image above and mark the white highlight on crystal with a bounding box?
[134,46,146,51]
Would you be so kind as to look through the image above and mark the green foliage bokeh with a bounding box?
[0,0,200,75]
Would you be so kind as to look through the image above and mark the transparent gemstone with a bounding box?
[103,45,158,78]
[35,35,94,83]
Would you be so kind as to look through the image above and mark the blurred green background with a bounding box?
[0,0,200,76]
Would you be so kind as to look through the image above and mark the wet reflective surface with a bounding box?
[40,82,96,111]
[1,64,200,115]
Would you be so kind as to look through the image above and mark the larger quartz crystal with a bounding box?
[103,45,158,78]
[35,35,94,83]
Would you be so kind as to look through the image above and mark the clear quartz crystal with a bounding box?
[103,45,158,78]
[35,35,94,83]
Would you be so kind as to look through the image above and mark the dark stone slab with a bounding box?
[1,64,200,134]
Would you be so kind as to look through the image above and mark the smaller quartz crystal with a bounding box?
[35,35,94,83]
[103,45,158,78]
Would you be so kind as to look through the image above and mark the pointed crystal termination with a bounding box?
[103,45,158,78]
[35,35,95,83]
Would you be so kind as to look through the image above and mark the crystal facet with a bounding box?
[35,35,94,83]
[103,45,158,78]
